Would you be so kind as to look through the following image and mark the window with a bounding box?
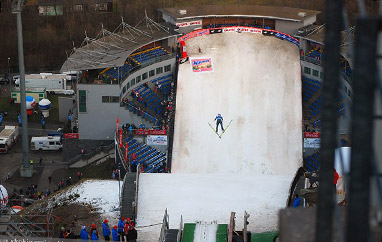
[49,142,55,145]
[78,90,87,112]
[95,3,108,11]
[39,94,44,97]
[304,67,311,75]
[142,72,148,80]
[312,69,319,77]
[102,96,110,103]
[165,65,171,72]
[130,78,135,86]
[136,75,141,83]
[149,70,155,77]
[102,96,119,103]
[111,96,119,103]
[156,67,163,75]
[73,4,83,11]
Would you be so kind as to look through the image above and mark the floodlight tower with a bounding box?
[12,0,31,177]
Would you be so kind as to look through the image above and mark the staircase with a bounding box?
[165,229,179,242]
[120,173,136,220]
[0,206,49,237]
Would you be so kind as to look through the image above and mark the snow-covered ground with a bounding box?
[55,179,120,226]
[137,31,302,241]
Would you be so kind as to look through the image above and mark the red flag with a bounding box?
[119,129,122,147]
[116,118,120,133]
[125,144,128,161]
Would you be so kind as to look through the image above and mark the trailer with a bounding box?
[15,73,74,95]
[30,136,63,151]
[0,126,19,153]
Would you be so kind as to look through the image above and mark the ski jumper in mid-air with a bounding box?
[215,114,224,133]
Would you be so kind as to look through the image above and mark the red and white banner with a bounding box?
[222,27,262,34]
[119,129,122,147]
[304,132,320,138]
[150,130,167,135]
[135,130,167,135]
[178,29,210,42]
[176,20,202,28]
[63,133,79,139]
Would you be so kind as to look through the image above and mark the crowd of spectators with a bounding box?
[59,217,137,241]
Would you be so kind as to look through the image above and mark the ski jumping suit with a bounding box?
[215,114,224,133]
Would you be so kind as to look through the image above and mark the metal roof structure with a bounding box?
[60,14,179,72]
[159,5,320,22]
[295,24,355,67]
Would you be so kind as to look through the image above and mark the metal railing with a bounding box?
[133,164,141,223]
[177,215,183,242]
[301,55,322,65]
[67,142,114,164]
[158,209,169,242]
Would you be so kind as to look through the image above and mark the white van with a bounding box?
[30,136,63,151]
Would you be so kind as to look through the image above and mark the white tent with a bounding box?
[0,185,8,207]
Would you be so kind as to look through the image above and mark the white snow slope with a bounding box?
[137,32,302,241]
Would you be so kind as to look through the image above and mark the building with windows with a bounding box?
[62,16,179,140]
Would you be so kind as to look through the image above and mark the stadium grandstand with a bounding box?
[58,4,358,241]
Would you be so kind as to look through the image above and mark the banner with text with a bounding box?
[134,130,167,135]
[190,57,214,73]
[63,133,79,139]
[176,20,202,28]
[147,135,168,145]
[304,138,320,148]
[304,132,320,138]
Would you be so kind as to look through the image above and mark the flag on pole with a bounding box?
[119,129,122,147]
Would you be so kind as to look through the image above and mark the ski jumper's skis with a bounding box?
[219,120,233,138]
[208,122,220,137]
[208,120,233,138]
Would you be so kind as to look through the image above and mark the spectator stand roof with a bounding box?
[295,24,355,68]
[60,14,179,72]
[159,5,320,23]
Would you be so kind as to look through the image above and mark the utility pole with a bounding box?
[12,0,31,177]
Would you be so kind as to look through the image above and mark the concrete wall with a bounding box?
[77,84,153,140]
[303,15,317,26]
[275,20,303,35]
[58,97,74,123]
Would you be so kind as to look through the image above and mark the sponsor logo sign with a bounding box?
[63,133,79,139]
[304,132,320,138]
[176,20,202,28]
[190,57,214,73]
[304,138,320,148]
[134,130,167,135]
[147,135,167,145]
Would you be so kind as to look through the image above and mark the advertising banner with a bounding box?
[150,130,167,135]
[147,135,168,145]
[135,130,150,135]
[304,132,320,138]
[134,130,167,135]
[304,138,320,148]
[63,133,79,139]
[176,20,202,28]
[178,29,210,42]
[190,57,214,73]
